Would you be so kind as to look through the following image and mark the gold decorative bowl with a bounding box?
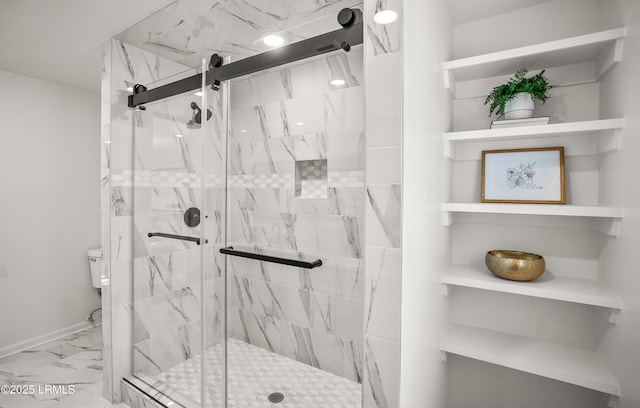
[485,250,545,281]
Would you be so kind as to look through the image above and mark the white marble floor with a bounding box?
[0,325,125,408]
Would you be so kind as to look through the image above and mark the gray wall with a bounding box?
[0,69,101,351]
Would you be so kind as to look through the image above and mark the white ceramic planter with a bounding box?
[504,92,534,120]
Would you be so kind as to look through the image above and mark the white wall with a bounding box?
[451,0,608,59]
[0,70,101,351]
[401,0,451,406]
[597,1,640,407]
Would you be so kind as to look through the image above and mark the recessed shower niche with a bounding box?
[295,159,328,199]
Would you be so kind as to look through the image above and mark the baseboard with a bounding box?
[0,320,101,359]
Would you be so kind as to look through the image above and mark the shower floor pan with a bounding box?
[153,338,361,408]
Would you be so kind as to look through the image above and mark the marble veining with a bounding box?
[365,247,401,342]
[366,185,402,248]
[365,0,402,56]
[0,326,126,408]
[115,0,363,68]
[363,336,400,408]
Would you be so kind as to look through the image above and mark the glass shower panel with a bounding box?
[225,46,365,407]
[122,66,225,407]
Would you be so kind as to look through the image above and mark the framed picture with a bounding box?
[481,147,565,204]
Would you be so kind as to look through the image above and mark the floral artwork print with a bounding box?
[505,162,542,190]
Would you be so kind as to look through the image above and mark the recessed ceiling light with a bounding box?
[263,34,285,47]
[373,9,398,24]
[295,122,304,126]
[240,130,247,133]
[194,91,203,97]
[126,87,133,92]
[104,140,111,144]
[175,134,183,138]
[331,79,346,86]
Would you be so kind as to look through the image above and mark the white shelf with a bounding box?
[441,323,621,396]
[443,202,622,218]
[443,203,623,236]
[443,28,626,98]
[444,119,624,159]
[442,264,622,311]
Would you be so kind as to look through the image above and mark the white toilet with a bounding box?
[88,248,102,288]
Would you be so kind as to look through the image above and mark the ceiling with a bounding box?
[0,0,554,93]
[0,0,175,92]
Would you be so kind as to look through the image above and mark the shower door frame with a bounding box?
[114,8,365,407]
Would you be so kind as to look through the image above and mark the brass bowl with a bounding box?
[485,250,545,281]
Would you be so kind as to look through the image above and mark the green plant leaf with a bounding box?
[483,69,553,117]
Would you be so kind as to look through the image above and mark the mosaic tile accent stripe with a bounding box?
[157,338,361,408]
[227,171,364,189]
[110,170,224,188]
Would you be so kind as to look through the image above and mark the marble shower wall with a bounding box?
[363,0,403,407]
[226,47,366,382]
[101,39,226,403]
[115,0,363,68]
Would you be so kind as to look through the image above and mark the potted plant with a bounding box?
[484,69,553,119]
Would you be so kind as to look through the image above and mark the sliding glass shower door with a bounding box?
[224,47,365,407]
[124,64,227,407]
[122,35,364,408]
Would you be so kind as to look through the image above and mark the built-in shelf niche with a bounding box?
[440,21,628,406]
[444,119,624,160]
[295,159,328,199]
[441,323,621,404]
[442,264,622,322]
[442,202,623,236]
[443,28,626,100]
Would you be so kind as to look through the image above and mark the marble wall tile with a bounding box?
[365,247,401,343]
[367,118,401,148]
[230,87,363,144]
[366,147,401,184]
[327,132,366,172]
[366,185,402,248]
[364,52,402,121]
[121,380,166,408]
[201,278,224,342]
[230,48,363,111]
[133,323,202,377]
[132,286,202,344]
[228,307,280,353]
[310,293,364,342]
[110,249,204,307]
[116,0,362,67]
[295,214,364,258]
[363,0,403,406]
[228,210,364,258]
[365,0,403,57]
[343,337,364,383]
[279,322,343,378]
[272,254,364,301]
[363,336,400,408]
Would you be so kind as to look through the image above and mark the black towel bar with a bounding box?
[219,246,322,269]
[147,232,208,245]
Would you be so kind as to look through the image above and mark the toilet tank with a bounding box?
[88,248,102,288]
